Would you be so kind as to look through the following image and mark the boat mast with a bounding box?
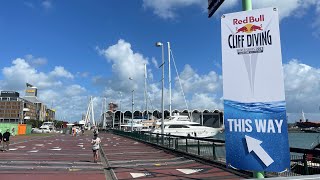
[167,42,172,117]
[91,96,95,126]
[144,64,148,120]
[85,97,91,128]
[302,110,306,122]
[102,97,107,129]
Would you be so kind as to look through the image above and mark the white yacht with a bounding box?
[151,114,224,138]
[39,121,55,133]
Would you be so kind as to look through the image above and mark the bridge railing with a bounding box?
[111,129,320,177]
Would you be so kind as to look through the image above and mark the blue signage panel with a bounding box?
[224,100,290,171]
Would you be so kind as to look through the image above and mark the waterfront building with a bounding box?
[46,108,55,121]
[0,91,37,123]
[23,83,55,122]
[0,83,56,124]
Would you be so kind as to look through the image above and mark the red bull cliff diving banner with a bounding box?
[221,8,290,172]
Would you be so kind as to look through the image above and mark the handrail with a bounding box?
[290,147,320,155]
[140,131,225,143]
[118,130,320,155]
[111,129,320,177]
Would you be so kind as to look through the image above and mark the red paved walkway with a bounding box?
[0,133,106,180]
[100,132,246,180]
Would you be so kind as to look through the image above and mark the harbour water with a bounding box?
[215,132,320,149]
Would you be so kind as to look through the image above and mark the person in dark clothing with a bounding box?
[3,129,10,151]
[0,131,2,151]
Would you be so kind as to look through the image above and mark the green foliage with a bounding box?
[54,120,63,128]
[26,119,41,128]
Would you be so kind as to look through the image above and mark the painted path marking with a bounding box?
[176,169,203,174]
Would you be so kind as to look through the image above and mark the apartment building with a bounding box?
[0,91,36,123]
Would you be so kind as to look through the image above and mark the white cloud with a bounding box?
[2,58,61,90]
[97,39,149,92]
[76,72,89,78]
[0,57,89,122]
[283,59,320,114]
[151,57,159,68]
[167,64,222,111]
[50,66,74,79]
[143,0,206,19]
[65,84,86,96]
[189,93,223,110]
[25,54,47,66]
[42,0,52,9]
[143,0,319,21]
[178,64,222,93]
[97,39,223,112]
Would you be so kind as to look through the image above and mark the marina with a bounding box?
[0,0,319,179]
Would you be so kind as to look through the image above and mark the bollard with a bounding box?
[303,154,309,175]
[212,142,217,160]
[156,134,159,145]
[186,138,188,153]
[197,140,200,156]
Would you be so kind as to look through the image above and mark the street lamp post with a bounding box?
[119,92,122,130]
[155,42,165,135]
[129,77,134,132]
[131,89,134,132]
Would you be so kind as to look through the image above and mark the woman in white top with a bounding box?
[91,133,101,163]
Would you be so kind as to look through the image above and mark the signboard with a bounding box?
[221,8,290,172]
[1,91,19,97]
[26,89,35,93]
[208,0,225,18]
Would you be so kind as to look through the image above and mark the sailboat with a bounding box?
[151,42,224,137]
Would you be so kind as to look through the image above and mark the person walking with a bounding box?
[0,130,3,151]
[81,126,85,135]
[3,129,11,151]
[93,126,98,135]
[91,133,101,163]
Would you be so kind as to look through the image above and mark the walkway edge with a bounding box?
[100,143,118,180]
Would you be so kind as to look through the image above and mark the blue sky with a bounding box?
[0,0,319,122]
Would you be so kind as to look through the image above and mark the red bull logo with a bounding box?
[233,15,264,25]
[236,24,263,34]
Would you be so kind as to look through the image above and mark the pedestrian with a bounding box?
[0,130,2,151]
[72,127,76,136]
[11,127,15,136]
[81,126,85,135]
[3,129,11,151]
[91,133,101,163]
[93,126,98,135]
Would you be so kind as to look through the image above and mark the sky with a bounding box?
[0,0,319,123]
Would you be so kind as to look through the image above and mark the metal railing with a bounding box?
[113,130,225,161]
[111,129,320,177]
